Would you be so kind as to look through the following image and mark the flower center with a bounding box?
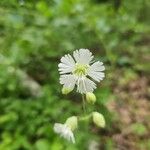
[73,64,89,76]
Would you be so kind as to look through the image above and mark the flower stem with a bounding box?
[82,94,86,114]
[79,113,92,121]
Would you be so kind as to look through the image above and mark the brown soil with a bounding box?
[107,76,150,150]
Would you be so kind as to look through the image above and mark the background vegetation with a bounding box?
[0,0,149,149]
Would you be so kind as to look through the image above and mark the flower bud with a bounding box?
[92,112,105,128]
[86,92,96,104]
[65,116,78,131]
[62,87,72,95]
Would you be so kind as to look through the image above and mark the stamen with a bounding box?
[73,64,89,76]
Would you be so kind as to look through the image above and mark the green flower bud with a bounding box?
[92,112,105,128]
[86,92,96,104]
[65,116,78,131]
[62,87,72,95]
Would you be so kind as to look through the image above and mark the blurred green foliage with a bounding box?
[0,0,149,149]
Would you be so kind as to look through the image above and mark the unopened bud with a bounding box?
[92,112,105,128]
[86,92,96,104]
[62,87,72,95]
[65,116,78,131]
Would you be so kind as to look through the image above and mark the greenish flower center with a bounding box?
[73,64,89,76]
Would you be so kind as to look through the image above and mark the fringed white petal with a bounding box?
[60,74,77,90]
[54,123,64,134]
[73,49,93,64]
[88,61,105,82]
[77,77,96,94]
[54,123,75,143]
[58,54,75,74]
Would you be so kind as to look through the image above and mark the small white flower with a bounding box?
[58,49,105,94]
[54,123,75,143]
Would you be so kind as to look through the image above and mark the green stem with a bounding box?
[82,94,86,114]
[78,113,92,122]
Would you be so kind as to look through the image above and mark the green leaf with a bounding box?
[35,139,51,150]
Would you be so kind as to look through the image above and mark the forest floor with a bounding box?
[106,75,150,150]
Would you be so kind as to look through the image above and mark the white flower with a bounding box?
[58,49,105,94]
[54,123,75,143]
